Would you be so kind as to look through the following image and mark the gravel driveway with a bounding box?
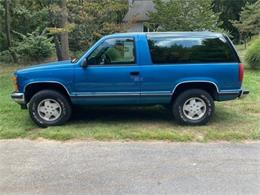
[0,140,260,195]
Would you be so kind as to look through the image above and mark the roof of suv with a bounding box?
[107,32,224,38]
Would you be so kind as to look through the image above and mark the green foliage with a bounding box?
[13,29,54,62]
[0,50,13,63]
[70,50,85,59]
[232,0,260,38]
[67,0,128,51]
[0,0,128,60]
[0,32,6,51]
[212,0,257,42]
[149,0,222,31]
[0,0,7,51]
[245,38,260,69]
[11,0,49,35]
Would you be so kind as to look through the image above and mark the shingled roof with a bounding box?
[123,0,155,22]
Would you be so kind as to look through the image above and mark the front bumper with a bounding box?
[11,92,25,105]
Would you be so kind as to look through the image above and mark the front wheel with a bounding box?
[172,89,214,125]
[28,90,72,127]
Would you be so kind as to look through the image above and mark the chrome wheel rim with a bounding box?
[183,97,207,120]
[37,99,62,121]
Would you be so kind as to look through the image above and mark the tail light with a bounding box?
[239,63,244,81]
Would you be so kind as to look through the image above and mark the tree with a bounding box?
[232,0,260,45]
[12,28,54,62]
[148,0,222,32]
[0,0,71,61]
[47,0,70,61]
[51,0,70,61]
[212,0,257,42]
[3,0,17,62]
[4,0,11,48]
[0,0,128,62]
[67,0,128,52]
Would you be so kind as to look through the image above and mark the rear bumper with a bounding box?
[11,92,25,105]
[216,88,249,101]
[238,89,250,98]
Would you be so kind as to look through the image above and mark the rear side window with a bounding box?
[148,36,238,64]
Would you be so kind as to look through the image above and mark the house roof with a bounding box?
[123,0,155,22]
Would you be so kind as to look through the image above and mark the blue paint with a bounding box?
[14,32,244,106]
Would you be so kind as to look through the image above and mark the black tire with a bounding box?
[28,90,72,128]
[172,89,214,125]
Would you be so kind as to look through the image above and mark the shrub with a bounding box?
[70,50,84,59]
[245,38,260,69]
[0,50,13,63]
[13,29,54,62]
[0,33,7,52]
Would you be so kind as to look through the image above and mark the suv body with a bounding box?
[11,32,249,127]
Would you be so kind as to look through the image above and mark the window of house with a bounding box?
[87,38,136,65]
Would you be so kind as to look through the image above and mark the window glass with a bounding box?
[148,36,237,64]
[87,38,135,65]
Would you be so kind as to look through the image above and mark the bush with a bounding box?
[70,50,84,59]
[13,29,54,62]
[245,38,260,69]
[0,33,7,52]
[0,50,13,63]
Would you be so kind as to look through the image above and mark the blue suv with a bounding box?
[11,32,249,127]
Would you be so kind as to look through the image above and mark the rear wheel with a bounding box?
[28,90,71,127]
[172,89,214,125]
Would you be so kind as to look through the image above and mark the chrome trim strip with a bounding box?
[218,90,240,94]
[171,80,220,94]
[72,88,242,97]
[141,91,171,96]
[171,80,243,96]
[71,91,171,97]
[24,81,71,95]
[72,92,140,97]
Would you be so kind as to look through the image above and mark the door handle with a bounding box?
[130,71,140,76]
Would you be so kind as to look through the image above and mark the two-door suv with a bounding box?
[11,32,249,127]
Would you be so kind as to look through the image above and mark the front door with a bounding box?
[73,37,141,105]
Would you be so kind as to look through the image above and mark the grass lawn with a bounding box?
[0,61,260,141]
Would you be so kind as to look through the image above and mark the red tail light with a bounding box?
[239,63,244,81]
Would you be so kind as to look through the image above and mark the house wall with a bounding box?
[128,0,134,5]
[127,22,144,32]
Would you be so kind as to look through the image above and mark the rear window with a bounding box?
[147,36,238,64]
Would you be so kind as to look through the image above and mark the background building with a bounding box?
[124,0,155,32]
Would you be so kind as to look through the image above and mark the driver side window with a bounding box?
[87,38,136,66]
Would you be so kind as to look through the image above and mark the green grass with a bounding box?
[1,55,260,141]
[236,44,247,63]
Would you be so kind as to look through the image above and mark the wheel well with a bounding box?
[172,82,218,101]
[25,83,71,103]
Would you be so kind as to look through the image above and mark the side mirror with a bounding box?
[81,58,88,67]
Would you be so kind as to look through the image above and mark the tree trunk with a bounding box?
[4,0,11,48]
[56,0,70,61]
[54,35,63,61]
[4,0,17,62]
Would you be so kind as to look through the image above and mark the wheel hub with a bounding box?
[183,97,207,120]
[37,99,62,121]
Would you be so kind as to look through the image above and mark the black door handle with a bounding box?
[130,71,140,76]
